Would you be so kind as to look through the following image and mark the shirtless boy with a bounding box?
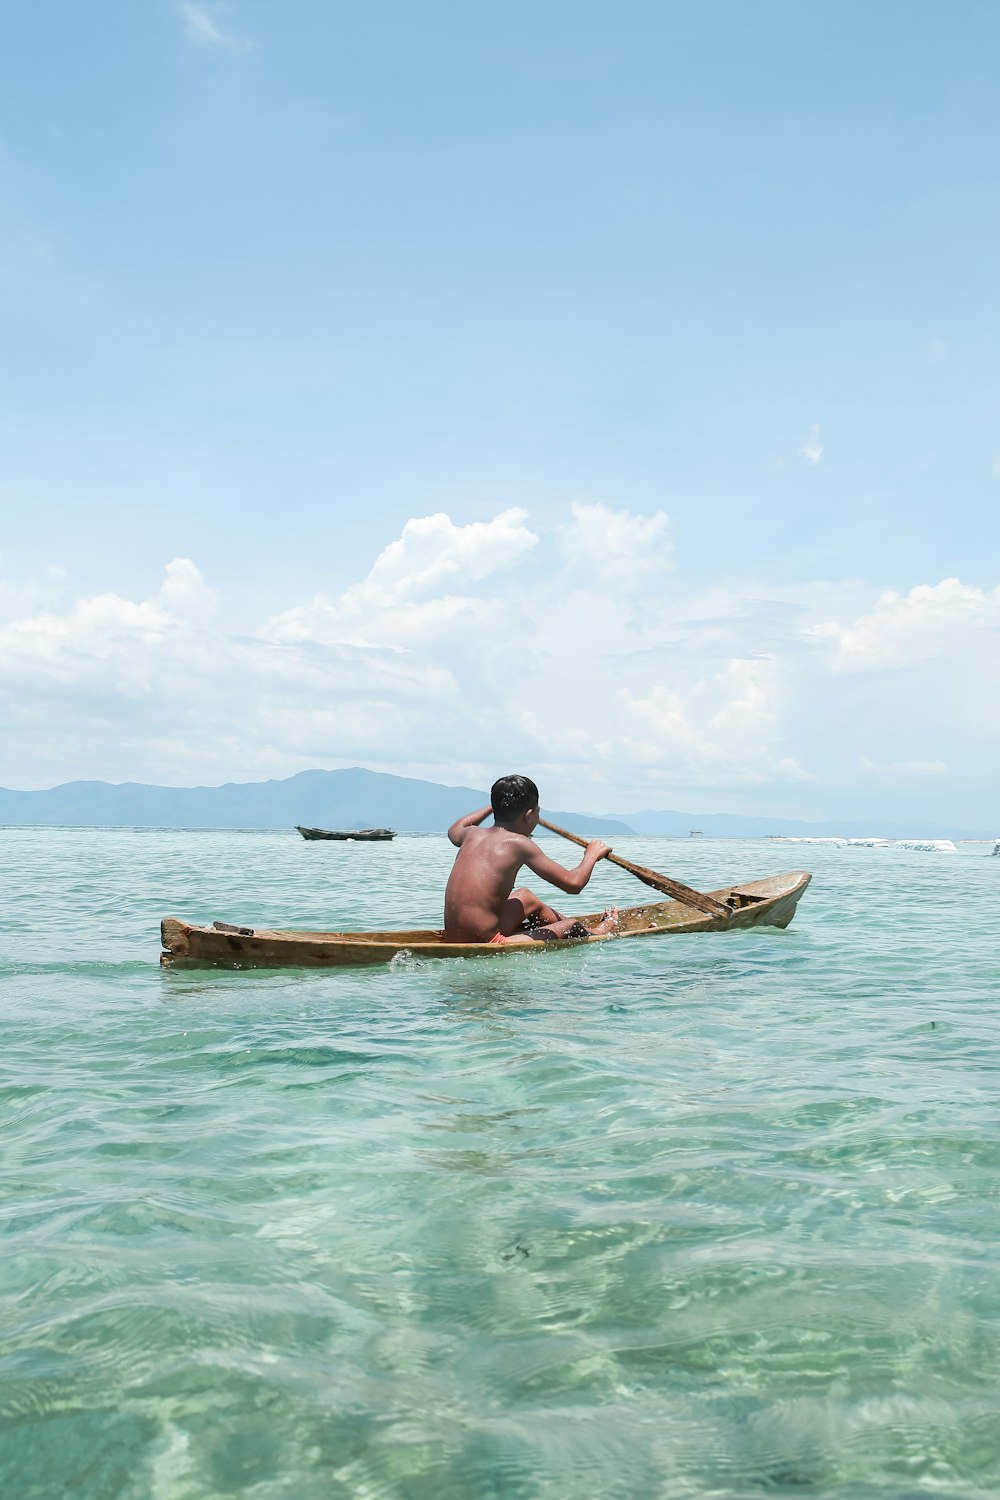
[443,773,620,945]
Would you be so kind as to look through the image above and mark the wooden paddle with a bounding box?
[539,817,732,919]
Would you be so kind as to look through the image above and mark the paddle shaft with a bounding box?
[538,818,732,919]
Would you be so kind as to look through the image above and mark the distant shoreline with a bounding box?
[3,824,997,845]
[1,767,995,840]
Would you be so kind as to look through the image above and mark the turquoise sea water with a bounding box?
[2,828,999,1499]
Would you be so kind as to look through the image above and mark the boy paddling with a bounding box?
[443,774,620,945]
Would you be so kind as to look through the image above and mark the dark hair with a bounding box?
[491,773,539,823]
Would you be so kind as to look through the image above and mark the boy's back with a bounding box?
[442,775,616,945]
[443,824,534,943]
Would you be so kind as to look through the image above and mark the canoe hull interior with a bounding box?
[160,870,811,970]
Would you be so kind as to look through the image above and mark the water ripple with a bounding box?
[1,830,999,1496]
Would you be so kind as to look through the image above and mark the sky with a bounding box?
[0,1,997,824]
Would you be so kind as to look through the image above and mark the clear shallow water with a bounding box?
[1,828,999,1499]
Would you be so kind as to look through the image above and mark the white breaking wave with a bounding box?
[893,839,957,853]
[770,835,957,851]
[773,836,848,846]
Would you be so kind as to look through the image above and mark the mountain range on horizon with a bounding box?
[0,767,994,840]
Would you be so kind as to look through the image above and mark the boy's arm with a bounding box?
[447,805,492,847]
[520,836,611,895]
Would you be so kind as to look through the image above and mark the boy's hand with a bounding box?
[587,840,612,861]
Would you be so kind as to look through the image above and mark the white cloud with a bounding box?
[807,578,1000,673]
[264,509,537,651]
[158,557,220,617]
[0,510,798,796]
[599,655,814,789]
[350,508,536,606]
[800,424,823,465]
[557,501,673,584]
[177,2,250,52]
[0,555,458,784]
[0,566,70,624]
[860,756,947,775]
[0,512,997,817]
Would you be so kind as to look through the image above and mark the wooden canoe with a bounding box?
[160,869,811,970]
[295,825,395,841]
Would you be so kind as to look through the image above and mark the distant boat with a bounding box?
[295,825,395,842]
[689,829,704,836]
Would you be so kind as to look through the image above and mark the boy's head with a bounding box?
[490,773,540,827]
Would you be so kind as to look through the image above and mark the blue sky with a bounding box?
[0,2,997,825]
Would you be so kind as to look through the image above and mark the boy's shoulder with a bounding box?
[479,824,533,850]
